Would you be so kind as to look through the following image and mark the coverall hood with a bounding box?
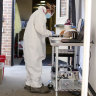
[38,6,46,14]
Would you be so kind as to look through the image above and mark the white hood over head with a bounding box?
[38,6,46,13]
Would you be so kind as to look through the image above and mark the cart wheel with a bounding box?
[51,66,60,73]
[48,83,53,90]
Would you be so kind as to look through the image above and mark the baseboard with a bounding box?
[78,67,96,96]
[88,83,96,96]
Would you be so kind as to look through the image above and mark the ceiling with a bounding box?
[33,0,56,4]
[33,0,56,8]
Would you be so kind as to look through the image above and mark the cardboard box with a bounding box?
[0,68,3,84]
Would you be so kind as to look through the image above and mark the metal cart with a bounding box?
[49,37,83,92]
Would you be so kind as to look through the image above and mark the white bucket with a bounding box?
[64,25,72,30]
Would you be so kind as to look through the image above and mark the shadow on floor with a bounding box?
[0,89,81,96]
[19,55,67,66]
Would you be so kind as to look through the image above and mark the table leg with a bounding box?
[56,91,58,96]
[52,46,55,66]
[74,47,77,69]
[55,47,59,91]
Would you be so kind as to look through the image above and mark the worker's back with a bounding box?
[23,7,47,65]
[24,9,46,41]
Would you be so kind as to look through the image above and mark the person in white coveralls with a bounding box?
[23,3,55,93]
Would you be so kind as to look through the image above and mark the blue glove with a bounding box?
[51,31,55,35]
[72,26,76,28]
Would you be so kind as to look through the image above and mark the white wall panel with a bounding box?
[89,0,96,92]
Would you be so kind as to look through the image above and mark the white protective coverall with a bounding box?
[23,6,52,88]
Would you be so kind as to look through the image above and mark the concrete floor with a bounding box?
[0,65,82,96]
[0,66,54,96]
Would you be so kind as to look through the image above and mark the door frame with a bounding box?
[11,0,15,66]
[0,0,3,55]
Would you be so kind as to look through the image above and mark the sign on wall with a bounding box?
[56,0,69,24]
[60,0,67,17]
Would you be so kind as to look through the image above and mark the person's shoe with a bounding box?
[24,85,31,90]
[30,85,50,93]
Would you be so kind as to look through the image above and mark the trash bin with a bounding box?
[0,55,6,81]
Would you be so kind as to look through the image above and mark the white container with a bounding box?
[64,25,72,30]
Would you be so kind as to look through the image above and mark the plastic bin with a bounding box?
[0,55,6,80]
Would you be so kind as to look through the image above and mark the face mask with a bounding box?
[46,13,52,19]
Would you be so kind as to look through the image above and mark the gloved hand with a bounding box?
[51,31,55,35]
[72,26,76,29]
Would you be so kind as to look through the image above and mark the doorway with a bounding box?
[13,0,56,66]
